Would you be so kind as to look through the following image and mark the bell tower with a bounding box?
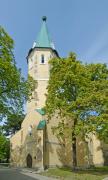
[27,16,59,112]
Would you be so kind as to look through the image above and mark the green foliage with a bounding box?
[0,26,36,135]
[45,52,108,167]
[0,126,3,135]
[46,52,108,141]
[0,133,10,162]
[3,114,25,136]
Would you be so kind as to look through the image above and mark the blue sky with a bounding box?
[0,0,108,77]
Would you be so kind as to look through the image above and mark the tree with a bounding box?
[3,114,25,136]
[45,52,108,169]
[0,133,10,162]
[0,26,36,135]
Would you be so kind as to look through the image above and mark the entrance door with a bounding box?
[26,154,32,168]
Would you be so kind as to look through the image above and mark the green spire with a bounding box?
[35,16,55,49]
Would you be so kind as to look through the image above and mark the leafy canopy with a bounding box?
[0,132,10,162]
[45,52,108,142]
[0,26,36,135]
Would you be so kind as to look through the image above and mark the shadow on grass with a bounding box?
[57,166,108,176]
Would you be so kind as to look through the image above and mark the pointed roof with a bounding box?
[37,120,46,130]
[27,16,59,60]
[35,16,55,49]
[35,108,45,115]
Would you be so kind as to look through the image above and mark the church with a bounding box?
[10,16,108,169]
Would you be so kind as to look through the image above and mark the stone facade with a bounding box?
[10,17,108,169]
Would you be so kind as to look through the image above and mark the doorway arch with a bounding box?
[26,154,32,168]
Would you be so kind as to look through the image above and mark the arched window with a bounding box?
[41,54,45,64]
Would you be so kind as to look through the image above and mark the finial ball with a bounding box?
[42,16,47,21]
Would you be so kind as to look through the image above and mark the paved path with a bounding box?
[0,167,58,180]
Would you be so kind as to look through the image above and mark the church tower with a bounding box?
[27,16,59,112]
[10,16,107,169]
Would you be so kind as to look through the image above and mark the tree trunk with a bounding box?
[72,118,77,170]
[72,135,77,170]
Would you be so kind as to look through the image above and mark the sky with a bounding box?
[0,0,108,77]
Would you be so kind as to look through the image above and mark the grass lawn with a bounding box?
[41,166,108,180]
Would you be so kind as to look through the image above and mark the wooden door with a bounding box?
[26,154,32,168]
